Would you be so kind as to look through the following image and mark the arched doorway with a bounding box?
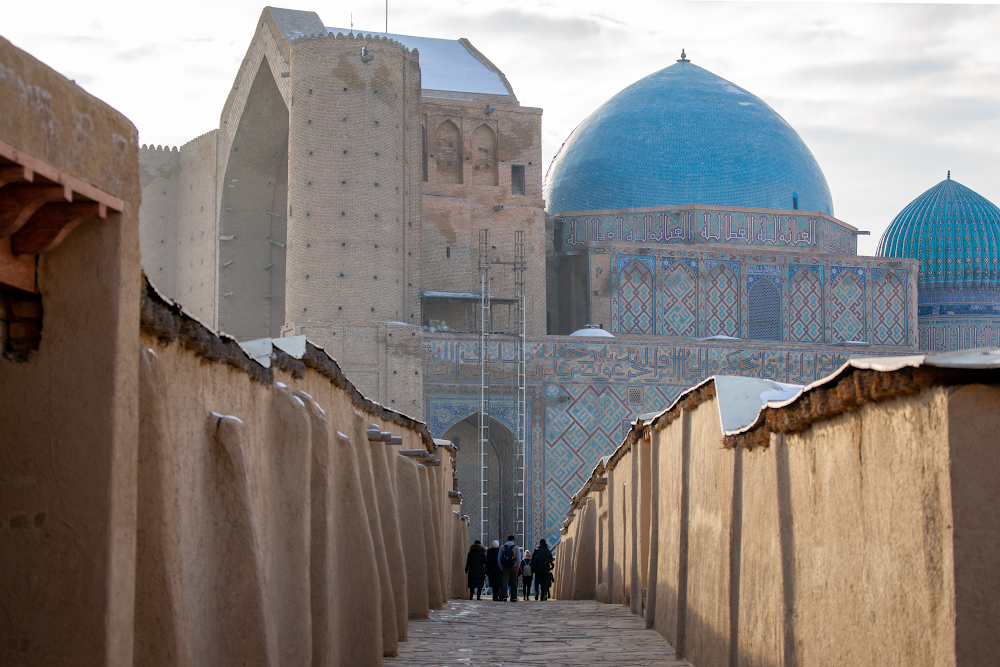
[443,414,519,545]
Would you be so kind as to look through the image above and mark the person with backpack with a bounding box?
[531,539,553,601]
[498,535,521,602]
[465,540,488,600]
[486,540,502,601]
[519,550,533,602]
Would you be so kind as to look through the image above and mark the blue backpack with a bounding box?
[500,544,516,567]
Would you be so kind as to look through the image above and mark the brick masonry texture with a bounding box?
[137,7,924,550]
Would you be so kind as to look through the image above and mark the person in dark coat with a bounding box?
[465,540,488,600]
[519,550,533,602]
[486,540,503,600]
[531,539,554,600]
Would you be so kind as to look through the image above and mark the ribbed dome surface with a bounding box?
[545,60,834,216]
[877,178,1000,286]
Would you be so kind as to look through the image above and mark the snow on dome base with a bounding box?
[570,325,615,338]
[545,60,833,216]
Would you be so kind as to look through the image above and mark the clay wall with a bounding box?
[0,34,141,667]
[1,31,466,665]
[555,367,1000,666]
[135,292,468,665]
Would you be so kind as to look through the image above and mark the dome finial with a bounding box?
[677,49,689,63]
[947,170,951,180]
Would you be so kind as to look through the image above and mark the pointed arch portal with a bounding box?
[443,414,519,545]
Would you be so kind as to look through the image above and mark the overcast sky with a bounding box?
[5,1,999,255]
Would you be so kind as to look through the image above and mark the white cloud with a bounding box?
[5,0,1000,250]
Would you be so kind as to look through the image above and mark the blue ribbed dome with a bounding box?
[877,178,1000,287]
[545,60,834,216]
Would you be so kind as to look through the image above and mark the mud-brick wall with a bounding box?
[0,35,141,667]
[557,373,1000,667]
[135,288,469,667]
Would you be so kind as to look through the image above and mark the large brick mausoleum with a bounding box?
[138,7,999,546]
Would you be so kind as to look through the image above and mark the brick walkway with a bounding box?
[386,598,690,666]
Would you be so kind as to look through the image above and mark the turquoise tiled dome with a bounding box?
[545,59,834,216]
[877,177,1000,287]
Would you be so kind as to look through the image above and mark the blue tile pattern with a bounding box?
[877,177,1000,351]
[546,61,834,216]
[559,207,855,254]
[878,178,1000,287]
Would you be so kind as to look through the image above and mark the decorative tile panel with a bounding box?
[560,207,856,252]
[788,266,823,343]
[829,267,866,342]
[871,270,907,346]
[612,255,655,335]
[701,262,739,337]
[660,258,698,337]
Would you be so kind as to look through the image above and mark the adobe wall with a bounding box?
[947,384,1000,666]
[0,34,141,667]
[555,367,1000,666]
[1,29,467,665]
[135,289,468,665]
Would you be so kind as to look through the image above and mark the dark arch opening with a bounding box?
[748,277,781,341]
[444,413,519,545]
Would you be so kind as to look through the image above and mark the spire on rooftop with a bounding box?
[677,49,689,62]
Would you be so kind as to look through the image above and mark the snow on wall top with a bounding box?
[326,28,510,96]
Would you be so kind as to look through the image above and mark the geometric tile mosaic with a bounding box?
[788,266,823,342]
[423,337,872,545]
[829,267,866,342]
[661,258,698,336]
[702,262,739,337]
[615,256,655,335]
[872,270,906,346]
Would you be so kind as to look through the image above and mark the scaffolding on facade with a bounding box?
[477,228,527,548]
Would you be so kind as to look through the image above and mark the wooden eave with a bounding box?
[0,140,123,292]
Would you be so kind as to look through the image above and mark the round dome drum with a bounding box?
[545,60,834,216]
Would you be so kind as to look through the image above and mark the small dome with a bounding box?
[545,59,833,216]
[569,325,615,338]
[877,177,1000,287]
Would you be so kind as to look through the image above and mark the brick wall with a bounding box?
[420,96,547,335]
[138,145,180,297]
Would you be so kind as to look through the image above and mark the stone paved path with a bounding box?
[386,598,691,666]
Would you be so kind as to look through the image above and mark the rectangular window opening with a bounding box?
[511,164,525,196]
[627,386,644,406]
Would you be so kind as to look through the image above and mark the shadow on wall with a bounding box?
[555,362,1000,667]
[0,32,469,666]
[134,281,470,665]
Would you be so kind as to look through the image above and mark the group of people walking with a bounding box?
[464,535,553,601]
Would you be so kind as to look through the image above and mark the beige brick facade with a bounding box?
[137,7,548,419]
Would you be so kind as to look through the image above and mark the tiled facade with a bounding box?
[138,8,971,551]
[878,178,1000,352]
[423,334,885,545]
